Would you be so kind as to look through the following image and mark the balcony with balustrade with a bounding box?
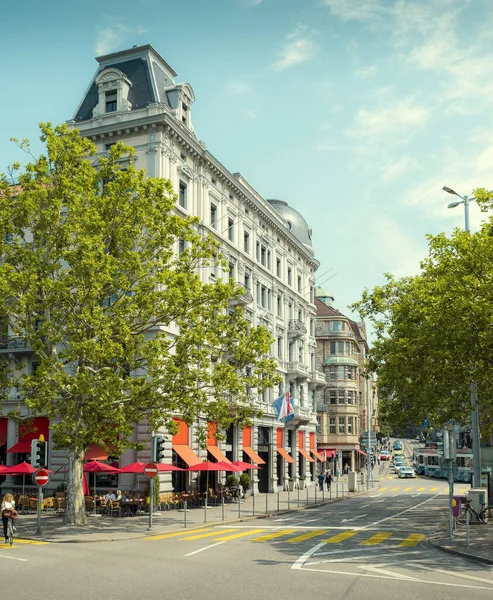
[0,336,32,353]
[286,361,310,380]
[287,319,306,339]
[228,282,253,306]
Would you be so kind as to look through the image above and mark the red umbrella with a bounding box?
[187,460,240,472]
[232,461,261,471]
[83,460,121,498]
[0,465,9,474]
[120,461,184,473]
[3,462,53,474]
[83,460,121,473]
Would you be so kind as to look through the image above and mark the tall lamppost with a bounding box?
[443,185,481,488]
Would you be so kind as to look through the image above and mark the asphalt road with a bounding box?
[2,439,492,600]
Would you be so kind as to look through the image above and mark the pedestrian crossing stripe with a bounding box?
[324,531,359,544]
[214,529,265,541]
[399,534,425,547]
[286,530,328,544]
[361,532,393,545]
[0,538,49,547]
[251,529,298,542]
[180,528,239,541]
[390,487,399,492]
[418,487,425,491]
[431,487,439,491]
[145,527,216,540]
[379,487,387,491]
[404,487,412,491]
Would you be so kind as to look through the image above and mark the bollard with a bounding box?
[277,490,280,512]
[322,487,325,503]
[315,484,317,504]
[466,507,470,549]
[204,495,208,523]
[288,487,290,510]
[184,500,188,528]
[297,486,300,507]
[306,486,309,506]
[252,490,255,516]
[266,492,268,515]
[221,496,225,521]
[238,491,241,519]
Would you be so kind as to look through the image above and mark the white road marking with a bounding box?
[370,493,383,498]
[297,567,493,589]
[341,514,368,523]
[0,554,28,562]
[360,504,369,508]
[298,518,323,523]
[311,549,421,559]
[184,541,225,557]
[292,542,326,570]
[359,493,441,530]
[417,564,493,586]
[357,564,417,580]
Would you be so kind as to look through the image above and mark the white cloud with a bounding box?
[94,24,147,56]
[274,38,318,70]
[345,98,430,139]
[241,109,258,120]
[354,65,377,79]
[379,157,420,183]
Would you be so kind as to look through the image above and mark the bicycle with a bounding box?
[5,516,14,547]
[459,499,488,524]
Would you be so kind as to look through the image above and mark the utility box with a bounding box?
[360,472,366,485]
[348,471,357,492]
[468,488,488,522]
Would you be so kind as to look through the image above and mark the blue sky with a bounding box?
[2,0,492,327]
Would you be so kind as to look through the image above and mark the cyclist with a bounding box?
[1,493,17,543]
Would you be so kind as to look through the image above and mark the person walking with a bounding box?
[317,471,326,491]
[326,470,333,492]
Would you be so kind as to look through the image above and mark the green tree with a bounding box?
[0,124,280,525]
[352,195,493,436]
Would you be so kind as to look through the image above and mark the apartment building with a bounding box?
[0,44,325,495]
[315,288,377,473]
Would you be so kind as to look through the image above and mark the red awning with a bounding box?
[310,449,325,462]
[356,449,367,457]
[207,445,230,463]
[173,444,202,466]
[84,444,112,461]
[243,446,266,465]
[299,448,315,462]
[7,440,31,454]
[276,447,295,463]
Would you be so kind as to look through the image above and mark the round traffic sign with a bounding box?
[143,463,158,479]
[34,468,50,487]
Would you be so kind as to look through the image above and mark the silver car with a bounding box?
[398,467,416,478]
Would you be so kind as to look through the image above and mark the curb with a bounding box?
[19,487,375,544]
[428,536,493,566]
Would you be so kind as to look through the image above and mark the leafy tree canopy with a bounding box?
[0,124,280,523]
[352,188,493,437]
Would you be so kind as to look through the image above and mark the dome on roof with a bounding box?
[267,199,314,255]
[316,287,334,307]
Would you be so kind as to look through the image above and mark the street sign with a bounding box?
[34,468,49,487]
[143,463,158,479]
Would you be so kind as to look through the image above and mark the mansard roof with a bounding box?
[73,44,189,123]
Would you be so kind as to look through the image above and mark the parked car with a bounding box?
[379,451,391,461]
[398,467,416,479]
[393,441,403,451]
[392,462,406,474]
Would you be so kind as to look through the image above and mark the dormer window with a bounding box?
[105,92,117,113]
[182,103,188,125]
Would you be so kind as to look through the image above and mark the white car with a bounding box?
[398,467,416,478]
[392,462,406,474]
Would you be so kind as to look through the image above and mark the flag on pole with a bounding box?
[271,392,295,422]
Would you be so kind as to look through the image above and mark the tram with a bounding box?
[412,447,473,482]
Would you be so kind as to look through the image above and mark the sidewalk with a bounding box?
[13,480,367,543]
[429,521,493,565]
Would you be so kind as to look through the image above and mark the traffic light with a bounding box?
[31,437,48,468]
[151,435,165,463]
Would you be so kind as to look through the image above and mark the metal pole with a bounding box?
[463,197,481,489]
[205,494,208,523]
[184,500,187,528]
[277,490,280,512]
[306,486,309,506]
[265,491,268,515]
[36,486,43,536]
[252,489,255,516]
[221,495,225,520]
[366,374,371,491]
[315,483,317,504]
[448,460,454,543]
[466,506,470,549]
[297,486,300,507]
[237,490,241,518]
[148,477,153,530]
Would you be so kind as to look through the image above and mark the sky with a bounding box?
[2,0,492,330]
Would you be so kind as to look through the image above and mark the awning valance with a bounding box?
[207,445,230,463]
[310,449,325,462]
[7,440,31,454]
[173,444,201,466]
[298,448,315,462]
[243,446,266,465]
[356,449,367,457]
[276,447,295,463]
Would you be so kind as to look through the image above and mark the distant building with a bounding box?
[315,288,378,472]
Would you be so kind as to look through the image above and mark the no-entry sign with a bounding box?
[144,463,158,479]
[34,468,50,487]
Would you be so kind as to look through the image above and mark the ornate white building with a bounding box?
[0,44,325,495]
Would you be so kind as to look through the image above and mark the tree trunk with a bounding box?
[64,449,86,525]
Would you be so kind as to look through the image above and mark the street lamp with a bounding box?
[443,185,481,488]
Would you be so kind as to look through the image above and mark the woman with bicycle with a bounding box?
[1,493,17,543]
